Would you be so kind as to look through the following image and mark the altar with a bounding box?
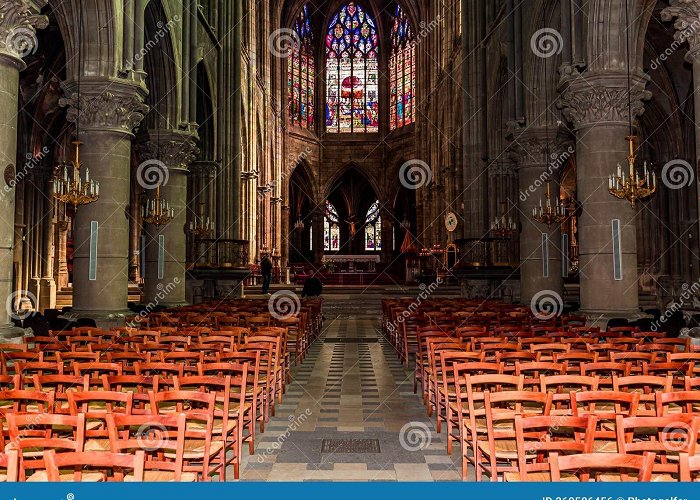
[322,254,380,272]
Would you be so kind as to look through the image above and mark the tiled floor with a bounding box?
[240,296,471,481]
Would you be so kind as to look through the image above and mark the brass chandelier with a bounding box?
[53,2,98,209]
[54,140,99,207]
[609,0,656,208]
[532,180,567,228]
[491,202,516,238]
[142,183,174,226]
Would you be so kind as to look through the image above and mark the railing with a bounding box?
[189,239,250,269]
[454,237,518,269]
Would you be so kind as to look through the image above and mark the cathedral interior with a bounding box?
[2,0,700,483]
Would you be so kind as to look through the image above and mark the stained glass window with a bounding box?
[325,2,379,133]
[288,4,315,128]
[324,201,341,251]
[364,200,382,251]
[389,4,415,130]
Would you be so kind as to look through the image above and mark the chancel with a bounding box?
[2,0,700,484]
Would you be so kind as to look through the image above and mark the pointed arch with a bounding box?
[389,2,415,129]
[288,3,316,128]
[324,2,380,133]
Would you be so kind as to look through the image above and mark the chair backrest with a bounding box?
[43,449,145,481]
[549,452,655,481]
[0,450,18,482]
[106,413,186,480]
[679,452,700,481]
[513,414,596,480]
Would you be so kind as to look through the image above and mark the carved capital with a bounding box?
[661,0,700,60]
[59,82,149,135]
[0,0,47,66]
[557,72,651,129]
[138,130,200,170]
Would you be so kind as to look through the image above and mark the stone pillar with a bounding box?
[558,71,651,321]
[139,130,198,307]
[0,0,47,339]
[512,129,564,305]
[380,204,393,264]
[59,81,148,322]
[662,1,700,283]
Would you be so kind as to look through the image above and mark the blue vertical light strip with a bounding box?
[561,233,569,278]
[541,233,549,278]
[158,235,165,280]
[140,235,146,279]
[612,219,623,281]
[89,221,98,281]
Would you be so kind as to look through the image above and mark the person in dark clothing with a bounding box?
[260,254,273,294]
[302,276,323,297]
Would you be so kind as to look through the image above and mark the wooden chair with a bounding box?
[679,452,700,481]
[570,391,640,453]
[615,414,700,481]
[36,449,145,482]
[540,375,599,416]
[477,390,553,481]
[67,391,133,452]
[613,375,672,416]
[6,413,86,481]
[106,413,194,481]
[148,390,219,481]
[506,414,596,481]
[549,452,655,482]
[0,450,18,482]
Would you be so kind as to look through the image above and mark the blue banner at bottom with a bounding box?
[0,482,697,500]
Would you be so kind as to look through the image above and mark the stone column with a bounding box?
[0,0,47,338]
[139,130,198,307]
[512,129,564,305]
[558,71,651,322]
[59,81,148,322]
[662,1,700,283]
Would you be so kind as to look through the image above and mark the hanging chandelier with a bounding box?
[491,202,516,238]
[608,135,656,208]
[189,215,213,238]
[54,141,99,208]
[143,184,174,227]
[609,0,656,208]
[54,1,98,210]
[532,180,567,228]
[294,217,305,231]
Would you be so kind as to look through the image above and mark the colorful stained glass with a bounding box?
[325,2,379,133]
[389,4,415,130]
[288,4,315,128]
[324,201,341,251]
[364,200,382,251]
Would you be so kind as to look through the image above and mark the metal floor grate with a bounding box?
[321,439,381,454]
